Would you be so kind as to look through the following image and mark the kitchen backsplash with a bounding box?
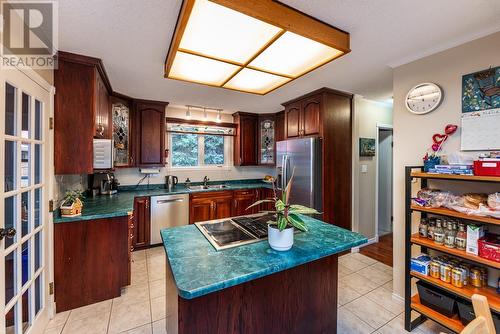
[113,166,275,187]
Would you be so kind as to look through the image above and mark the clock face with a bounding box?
[405,83,443,114]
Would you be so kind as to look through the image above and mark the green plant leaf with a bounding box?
[277,216,288,231]
[275,199,285,211]
[288,213,308,232]
[289,205,319,215]
[245,199,275,211]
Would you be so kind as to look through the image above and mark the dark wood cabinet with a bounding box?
[233,112,257,166]
[259,187,275,212]
[133,196,150,249]
[282,88,353,230]
[190,191,233,224]
[275,111,285,142]
[54,51,112,174]
[134,100,168,167]
[284,96,320,139]
[232,189,259,216]
[54,216,130,312]
[257,115,276,165]
[285,102,301,139]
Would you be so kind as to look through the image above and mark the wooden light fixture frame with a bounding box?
[165,0,351,95]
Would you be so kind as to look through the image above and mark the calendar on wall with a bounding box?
[461,66,500,151]
[461,108,500,151]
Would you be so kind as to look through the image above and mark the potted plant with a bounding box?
[248,171,319,251]
[60,190,84,217]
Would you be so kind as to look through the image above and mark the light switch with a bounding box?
[361,164,368,173]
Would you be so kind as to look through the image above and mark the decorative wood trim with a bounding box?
[166,116,237,128]
[164,0,350,95]
[210,0,350,52]
[282,87,353,106]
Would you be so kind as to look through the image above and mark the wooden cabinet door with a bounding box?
[95,72,111,139]
[285,102,301,139]
[259,187,275,211]
[232,189,258,216]
[275,111,285,142]
[135,101,167,167]
[233,113,257,166]
[301,96,321,137]
[133,197,150,249]
[213,194,233,220]
[190,198,213,224]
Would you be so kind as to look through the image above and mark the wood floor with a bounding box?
[360,233,393,267]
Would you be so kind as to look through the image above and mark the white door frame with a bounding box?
[374,123,393,241]
[0,65,55,334]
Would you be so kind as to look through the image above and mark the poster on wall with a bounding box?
[359,138,375,156]
[461,66,500,151]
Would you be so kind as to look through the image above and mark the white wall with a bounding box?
[113,105,274,186]
[392,31,500,297]
[352,96,393,239]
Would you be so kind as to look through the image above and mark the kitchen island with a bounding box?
[161,214,367,334]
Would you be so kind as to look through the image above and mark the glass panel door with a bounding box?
[1,68,51,334]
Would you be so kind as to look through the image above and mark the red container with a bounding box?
[474,160,500,177]
[478,234,500,263]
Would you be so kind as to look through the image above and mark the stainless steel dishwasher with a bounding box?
[150,194,189,244]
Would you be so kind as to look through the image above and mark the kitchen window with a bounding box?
[168,123,234,169]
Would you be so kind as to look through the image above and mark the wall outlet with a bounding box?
[361,164,368,173]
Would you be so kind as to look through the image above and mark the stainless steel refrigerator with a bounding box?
[276,137,322,212]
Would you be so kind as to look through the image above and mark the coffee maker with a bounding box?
[91,172,119,195]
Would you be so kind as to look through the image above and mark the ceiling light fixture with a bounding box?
[165,0,350,95]
[186,105,192,119]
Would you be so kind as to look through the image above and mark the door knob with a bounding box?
[0,228,16,240]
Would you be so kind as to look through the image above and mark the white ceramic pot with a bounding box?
[268,225,294,251]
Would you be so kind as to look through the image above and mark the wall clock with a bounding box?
[405,83,443,114]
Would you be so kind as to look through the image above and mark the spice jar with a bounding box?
[434,220,445,245]
[419,218,428,238]
[455,223,467,250]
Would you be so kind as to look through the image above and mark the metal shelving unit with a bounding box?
[404,166,500,333]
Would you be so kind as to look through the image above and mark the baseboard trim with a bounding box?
[351,235,379,252]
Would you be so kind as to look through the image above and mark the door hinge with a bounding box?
[49,200,54,212]
[49,282,54,295]
[49,117,54,130]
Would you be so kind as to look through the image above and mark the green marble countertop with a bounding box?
[161,215,367,299]
[53,179,272,223]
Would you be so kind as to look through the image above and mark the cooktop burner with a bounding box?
[196,214,276,251]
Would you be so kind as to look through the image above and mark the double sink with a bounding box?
[187,184,228,191]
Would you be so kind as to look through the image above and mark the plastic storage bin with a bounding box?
[478,234,500,263]
[474,160,500,177]
[457,299,500,332]
[416,281,457,317]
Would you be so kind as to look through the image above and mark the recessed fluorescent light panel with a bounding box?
[165,0,350,94]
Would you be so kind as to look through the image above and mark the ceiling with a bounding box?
[58,0,500,113]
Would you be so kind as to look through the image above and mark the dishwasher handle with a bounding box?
[155,198,185,204]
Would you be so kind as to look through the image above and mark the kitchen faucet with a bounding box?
[203,176,210,187]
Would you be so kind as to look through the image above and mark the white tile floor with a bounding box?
[43,248,451,334]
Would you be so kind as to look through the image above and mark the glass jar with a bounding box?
[427,220,436,240]
[434,220,445,245]
[455,223,467,250]
[444,222,456,248]
[418,218,428,238]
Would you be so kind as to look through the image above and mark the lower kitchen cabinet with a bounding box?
[54,216,130,312]
[233,189,259,216]
[259,187,276,211]
[133,196,151,249]
[189,191,233,224]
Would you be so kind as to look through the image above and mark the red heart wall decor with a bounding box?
[432,133,447,144]
[444,124,458,135]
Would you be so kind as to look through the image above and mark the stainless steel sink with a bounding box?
[188,184,228,191]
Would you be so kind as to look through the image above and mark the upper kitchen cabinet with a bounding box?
[233,112,257,166]
[54,51,112,174]
[282,88,353,230]
[111,94,134,167]
[275,111,285,142]
[133,100,168,167]
[284,95,320,139]
[258,115,276,165]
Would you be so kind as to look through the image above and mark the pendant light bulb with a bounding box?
[186,106,192,120]
[216,110,222,123]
